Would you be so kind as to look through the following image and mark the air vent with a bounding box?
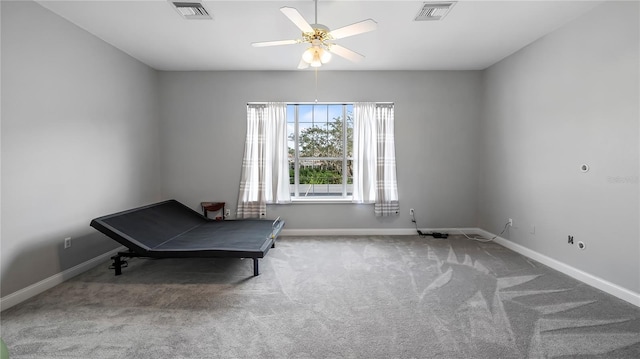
[414,2,456,21]
[171,2,212,20]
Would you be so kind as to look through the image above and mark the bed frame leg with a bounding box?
[253,258,259,276]
[111,255,122,276]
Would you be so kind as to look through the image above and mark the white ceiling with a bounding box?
[36,0,603,71]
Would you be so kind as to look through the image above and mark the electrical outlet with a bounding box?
[508,218,513,226]
[64,237,72,249]
[409,208,414,216]
[225,209,231,218]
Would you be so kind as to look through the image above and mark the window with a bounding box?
[238,102,398,217]
[287,103,353,200]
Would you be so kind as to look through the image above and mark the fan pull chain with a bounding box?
[314,68,318,103]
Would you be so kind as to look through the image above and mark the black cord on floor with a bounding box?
[411,210,510,242]
[411,211,448,239]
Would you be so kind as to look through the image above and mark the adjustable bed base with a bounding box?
[90,200,285,276]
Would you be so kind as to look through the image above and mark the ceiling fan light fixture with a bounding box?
[302,47,316,63]
[310,52,323,68]
[319,48,332,63]
[302,46,331,67]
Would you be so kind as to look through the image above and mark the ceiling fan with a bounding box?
[251,0,377,69]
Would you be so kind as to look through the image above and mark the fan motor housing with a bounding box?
[304,24,331,43]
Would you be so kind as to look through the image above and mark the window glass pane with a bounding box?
[298,105,316,156]
[325,105,343,157]
[287,105,296,156]
[327,105,342,123]
[298,104,313,123]
[286,104,296,123]
[346,158,354,191]
[313,104,328,124]
[346,105,353,158]
[286,103,356,200]
[300,123,325,157]
[313,105,329,158]
[298,159,344,197]
[289,158,295,185]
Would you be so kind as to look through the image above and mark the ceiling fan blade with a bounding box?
[329,19,377,40]
[280,7,314,34]
[297,59,310,69]
[251,39,299,47]
[328,44,365,63]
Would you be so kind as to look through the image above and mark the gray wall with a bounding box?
[478,1,640,292]
[1,1,161,297]
[2,0,638,302]
[158,71,483,230]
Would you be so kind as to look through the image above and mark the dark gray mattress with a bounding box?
[90,200,284,259]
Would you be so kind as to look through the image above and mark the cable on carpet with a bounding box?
[453,222,510,243]
[411,210,510,242]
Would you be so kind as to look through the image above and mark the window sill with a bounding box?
[290,197,354,204]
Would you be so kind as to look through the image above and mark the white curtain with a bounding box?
[374,105,399,216]
[352,102,377,203]
[237,103,291,218]
[264,103,291,204]
[352,103,399,216]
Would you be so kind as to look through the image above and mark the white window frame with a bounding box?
[288,103,353,202]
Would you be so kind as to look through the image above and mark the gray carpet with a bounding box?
[1,235,639,358]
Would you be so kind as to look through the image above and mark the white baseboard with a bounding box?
[280,227,476,236]
[282,228,415,236]
[475,228,640,308]
[0,246,125,311]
